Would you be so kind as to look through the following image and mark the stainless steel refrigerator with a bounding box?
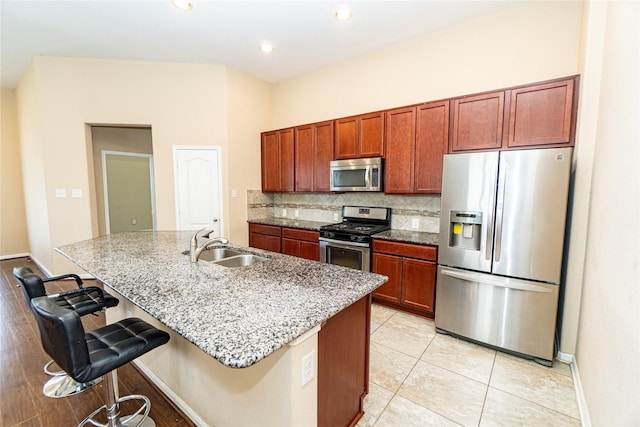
[435,147,572,365]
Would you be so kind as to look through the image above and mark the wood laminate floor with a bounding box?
[0,256,196,427]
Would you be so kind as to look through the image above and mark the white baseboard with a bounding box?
[131,359,208,427]
[557,352,591,426]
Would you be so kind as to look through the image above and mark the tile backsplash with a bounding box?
[247,190,441,233]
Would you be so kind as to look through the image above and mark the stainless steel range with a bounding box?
[319,206,391,272]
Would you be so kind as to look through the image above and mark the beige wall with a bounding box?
[0,88,30,256]
[15,57,268,274]
[573,1,639,425]
[272,1,583,128]
[225,68,273,246]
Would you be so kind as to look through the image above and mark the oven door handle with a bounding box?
[319,237,370,248]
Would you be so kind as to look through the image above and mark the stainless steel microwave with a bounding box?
[329,157,383,192]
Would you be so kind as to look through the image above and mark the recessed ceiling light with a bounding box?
[172,0,193,11]
[258,42,274,54]
[334,7,352,21]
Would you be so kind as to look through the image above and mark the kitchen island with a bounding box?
[56,231,387,427]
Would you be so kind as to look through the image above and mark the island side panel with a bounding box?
[105,285,318,427]
[318,295,371,427]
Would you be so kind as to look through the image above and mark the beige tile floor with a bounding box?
[359,304,582,427]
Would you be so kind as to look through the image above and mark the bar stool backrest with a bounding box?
[13,267,47,310]
[30,296,92,382]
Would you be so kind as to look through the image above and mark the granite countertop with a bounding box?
[373,229,440,246]
[56,231,387,369]
[248,217,330,231]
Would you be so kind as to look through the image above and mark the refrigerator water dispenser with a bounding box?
[449,211,482,250]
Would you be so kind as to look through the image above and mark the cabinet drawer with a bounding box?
[249,223,281,237]
[372,240,437,261]
[281,227,319,242]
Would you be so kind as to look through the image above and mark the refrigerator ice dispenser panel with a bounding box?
[449,211,483,251]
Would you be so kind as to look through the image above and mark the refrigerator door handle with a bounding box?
[494,167,507,262]
[485,162,497,261]
[440,268,553,293]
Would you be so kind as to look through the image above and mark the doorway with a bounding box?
[102,151,156,233]
[90,126,155,236]
[173,146,223,236]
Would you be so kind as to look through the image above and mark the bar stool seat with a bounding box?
[31,296,170,427]
[13,266,119,397]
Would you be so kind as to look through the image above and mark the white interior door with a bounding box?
[174,147,223,236]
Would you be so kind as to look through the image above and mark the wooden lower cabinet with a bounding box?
[248,223,281,252]
[281,227,320,261]
[318,295,370,427]
[372,240,437,318]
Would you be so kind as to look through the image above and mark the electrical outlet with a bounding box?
[55,188,66,198]
[333,213,339,221]
[301,350,315,386]
[71,189,82,198]
[294,209,299,217]
[412,218,420,229]
[282,208,287,217]
[231,189,238,198]
[131,219,137,225]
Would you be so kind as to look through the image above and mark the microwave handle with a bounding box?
[365,165,371,187]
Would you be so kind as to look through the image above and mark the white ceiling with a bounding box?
[0,0,516,89]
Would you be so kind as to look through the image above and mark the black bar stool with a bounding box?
[13,266,120,398]
[31,295,170,427]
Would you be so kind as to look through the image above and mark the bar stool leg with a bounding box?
[79,369,155,427]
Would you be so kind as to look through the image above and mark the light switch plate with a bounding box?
[231,189,238,198]
[282,208,287,217]
[55,188,66,198]
[71,189,82,198]
[412,218,420,229]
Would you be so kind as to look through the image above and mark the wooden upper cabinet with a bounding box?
[335,112,384,159]
[295,121,334,192]
[506,78,575,148]
[450,91,505,152]
[384,107,416,194]
[294,125,314,192]
[415,101,449,193]
[261,128,294,192]
[385,101,449,194]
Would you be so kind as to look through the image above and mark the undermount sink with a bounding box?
[198,248,244,262]
[212,254,269,268]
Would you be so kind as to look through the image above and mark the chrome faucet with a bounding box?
[190,229,229,262]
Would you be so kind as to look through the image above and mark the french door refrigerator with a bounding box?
[435,147,572,365]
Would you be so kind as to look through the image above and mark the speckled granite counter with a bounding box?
[56,231,387,369]
[248,217,330,231]
[373,229,440,246]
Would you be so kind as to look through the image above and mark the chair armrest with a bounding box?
[43,273,84,288]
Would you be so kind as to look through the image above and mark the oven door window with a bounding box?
[334,169,367,188]
[327,246,363,270]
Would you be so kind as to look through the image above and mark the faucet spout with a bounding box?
[190,229,229,262]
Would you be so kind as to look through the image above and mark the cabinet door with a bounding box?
[299,241,320,261]
[401,258,436,314]
[451,91,505,152]
[359,112,385,158]
[261,131,280,192]
[250,232,281,252]
[281,238,300,257]
[279,128,295,192]
[372,253,402,303]
[415,101,449,193]
[507,79,575,148]
[295,125,314,192]
[384,107,416,194]
[335,117,358,159]
[313,121,334,192]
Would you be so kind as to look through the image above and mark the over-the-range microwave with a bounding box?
[329,157,383,192]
